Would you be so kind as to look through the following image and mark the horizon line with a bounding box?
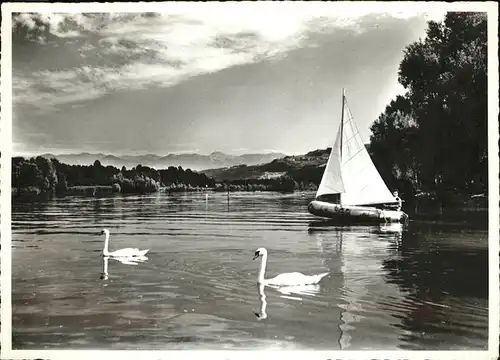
[11,149,299,158]
[11,143,375,159]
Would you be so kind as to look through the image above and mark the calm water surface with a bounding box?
[12,192,488,350]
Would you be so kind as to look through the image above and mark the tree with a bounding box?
[12,156,215,196]
[16,162,44,189]
[370,12,487,197]
[370,96,420,191]
[56,173,68,193]
[35,156,58,191]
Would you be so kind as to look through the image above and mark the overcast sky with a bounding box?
[10,3,448,156]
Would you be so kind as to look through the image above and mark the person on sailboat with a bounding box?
[393,191,402,211]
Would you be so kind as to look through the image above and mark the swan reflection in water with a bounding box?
[254,282,322,320]
[255,284,268,320]
[100,254,149,280]
[272,283,321,300]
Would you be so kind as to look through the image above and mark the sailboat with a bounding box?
[308,89,408,223]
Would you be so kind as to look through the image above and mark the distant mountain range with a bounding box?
[37,151,287,171]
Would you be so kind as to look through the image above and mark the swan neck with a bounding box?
[258,253,267,283]
[103,233,110,256]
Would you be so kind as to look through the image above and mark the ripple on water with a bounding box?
[11,192,489,350]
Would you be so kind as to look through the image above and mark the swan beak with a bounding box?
[252,254,259,260]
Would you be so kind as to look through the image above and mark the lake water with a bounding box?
[11,191,489,350]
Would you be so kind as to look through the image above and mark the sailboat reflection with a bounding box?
[254,282,322,320]
[373,222,404,248]
[100,254,149,280]
[307,219,348,233]
[377,222,403,234]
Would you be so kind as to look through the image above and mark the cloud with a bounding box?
[12,6,447,109]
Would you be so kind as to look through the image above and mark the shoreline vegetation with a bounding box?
[11,156,314,197]
[11,155,487,217]
[368,12,488,210]
[12,13,488,218]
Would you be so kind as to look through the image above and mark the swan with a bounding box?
[100,229,149,257]
[253,247,329,286]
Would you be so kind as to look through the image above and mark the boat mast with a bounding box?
[340,88,345,159]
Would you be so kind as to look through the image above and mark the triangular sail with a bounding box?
[315,124,345,198]
[315,91,397,206]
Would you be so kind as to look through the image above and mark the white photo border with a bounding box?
[1,2,498,360]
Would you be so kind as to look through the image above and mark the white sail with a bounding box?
[315,92,397,206]
[315,123,345,198]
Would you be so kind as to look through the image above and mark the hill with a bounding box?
[201,148,333,182]
[38,151,286,171]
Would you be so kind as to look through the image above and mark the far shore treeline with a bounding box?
[12,13,488,210]
[11,156,311,197]
[12,157,211,196]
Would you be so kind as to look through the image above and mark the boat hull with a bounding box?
[308,200,405,223]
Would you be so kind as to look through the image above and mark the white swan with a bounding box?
[100,229,149,257]
[253,247,329,286]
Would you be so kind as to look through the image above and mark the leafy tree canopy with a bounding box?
[370,12,487,197]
